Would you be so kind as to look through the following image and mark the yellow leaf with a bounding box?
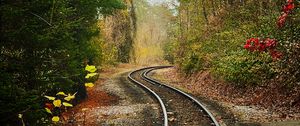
[85,83,94,88]
[64,92,77,101]
[18,114,22,118]
[85,65,97,73]
[64,96,73,101]
[45,108,52,114]
[85,73,98,79]
[56,92,67,96]
[62,102,73,107]
[53,99,62,107]
[52,116,59,122]
[44,95,56,101]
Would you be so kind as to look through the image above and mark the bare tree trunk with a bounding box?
[202,0,208,24]
[195,0,202,29]
[186,3,190,32]
[211,0,216,16]
[179,6,183,41]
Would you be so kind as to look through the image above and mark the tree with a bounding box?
[0,0,124,124]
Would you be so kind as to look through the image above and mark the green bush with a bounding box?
[180,52,205,75]
[163,40,176,64]
[212,50,275,86]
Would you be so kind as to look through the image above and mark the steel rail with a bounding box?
[142,66,220,126]
[128,67,168,126]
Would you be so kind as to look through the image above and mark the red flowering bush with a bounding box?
[270,50,283,60]
[277,0,296,28]
[265,38,277,48]
[244,38,282,60]
[241,0,299,86]
[244,0,299,60]
[243,38,259,51]
[277,13,288,28]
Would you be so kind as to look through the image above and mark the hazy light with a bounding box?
[147,0,167,5]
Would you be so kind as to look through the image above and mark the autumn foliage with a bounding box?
[244,1,298,60]
[165,0,300,86]
[278,0,295,28]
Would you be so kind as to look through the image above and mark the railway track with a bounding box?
[128,66,220,126]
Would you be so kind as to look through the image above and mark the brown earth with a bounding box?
[62,64,161,126]
[62,66,121,125]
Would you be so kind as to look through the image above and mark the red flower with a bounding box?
[248,38,259,45]
[250,38,259,45]
[287,0,294,3]
[287,3,294,9]
[270,50,283,60]
[45,103,54,110]
[244,38,264,52]
[244,44,250,49]
[244,44,255,51]
[246,39,252,45]
[254,39,260,46]
[244,38,260,51]
[258,43,266,52]
[265,38,277,49]
[277,13,288,28]
[283,3,295,13]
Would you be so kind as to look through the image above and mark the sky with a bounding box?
[147,0,179,9]
[147,0,167,5]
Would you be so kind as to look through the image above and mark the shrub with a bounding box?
[212,50,275,86]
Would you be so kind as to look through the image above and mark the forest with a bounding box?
[1,0,300,125]
[164,0,300,87]
[1,0,135,124]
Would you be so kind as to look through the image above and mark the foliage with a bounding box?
[273,0,300,87]
[43,91,76,123]
[0,0,124,125]
[39,65,97,124]
[162,40,176,64]
[243,38,282,60]
[212,50,275,86]
[84,65,99,88]
[165,0,300,86]
[97,0,136,64]
[241,0,300,86]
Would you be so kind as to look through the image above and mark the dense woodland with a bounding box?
[164,0,300,87]
[1,0,300,125]
[1,0,136,125]
[162,0,300,118]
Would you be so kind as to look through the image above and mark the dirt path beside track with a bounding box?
[63,65,161,126]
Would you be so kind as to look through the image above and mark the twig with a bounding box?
[30,12,52,26]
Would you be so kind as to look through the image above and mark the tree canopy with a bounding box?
[0,0,126,125]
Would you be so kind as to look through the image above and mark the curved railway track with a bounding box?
[128,66,220,126]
